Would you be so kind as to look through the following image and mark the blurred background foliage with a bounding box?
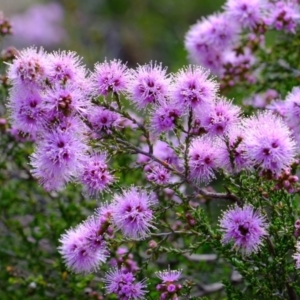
[0,0,230,299]
[1,0,224,69]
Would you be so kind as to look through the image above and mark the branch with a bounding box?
[115,138,241,204]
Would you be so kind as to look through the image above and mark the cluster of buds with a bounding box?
[0,12,12,36]
[185,212,196,228]
[0,118,6,132]
[1,47,17,62]
[274,168,299,194]
[294,220,300,237]
[0,74,9,88]
[220,56,255,90]
[110,247,139,273]
[156,269,182,300]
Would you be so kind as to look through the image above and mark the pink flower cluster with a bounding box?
[185,0,300,83]
[268,87,300,147]
[156,268,182,300]
[188,110,296,184]
[7,48,114,194]
[104,268,148,300]
[59,187,157,273]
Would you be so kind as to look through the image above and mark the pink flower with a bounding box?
[112,187,158,240]
[172,65,218,111]
[104,268,148,300]
[188,137,221,184]
[224,0,267,29]
[58,216,108,273]
[195,97,241,136]
[48,50,86,85]
[79,153,114,196]
[219,205,268,254]
[91,59,129,96]
[127,61,170,109]
[156,269,182,283]
[7,47,50,86]
[243,111,296,176]
[150,100,183,134]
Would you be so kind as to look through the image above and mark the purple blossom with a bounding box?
[172,65,218,111]
[30,128,88,191]
[150,100,183,134]
[7,47,49,86]
[79,153,114,196]
[58,216,108,274]
[185,22,224,75]
[267,1,300,33]
[224,0,266,29]
[88,106,119,133]
[145,163,171,185]
[267,100,287,118]
[188,137,221,184]
[9,126,36,142]
[284,87,300,127]
[195,97,241,136]
[153,141,180,166]
[156,269,182,283]
[203,12,240,47]
[184,13,238,75]
[49,115,89,136]
[91,59,129,96]
[43,83,90,118]
[48,50,86,85]
[243,111,296,176]
[127,62,170,109]
[111,187,158,240]
[8,87,45,135]
[219,205,268,254]
[104,268,147,300]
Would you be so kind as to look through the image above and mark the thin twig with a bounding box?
[115,138,241,204]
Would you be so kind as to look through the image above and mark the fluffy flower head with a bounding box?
[196,97,241,136]
[104,268,147,300]
[267,1,300,33]
[48,50,86,85]
[188,137,221,184]
[219,205,268,254]
[127,62,170,109]
[91,59,129,96]
[7,47,49,85]
[8,87,45,135]
[58,217,108,274]
[30,128,88,191]
[217,126,252,173]
[79,153,114,196]
[156,268,182,283]
[150,100,182,134]
[112,187,158,240]
[172,65,218,111]
[243,111,296,176]
[284,87,300,127]
[224,0,266,29]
